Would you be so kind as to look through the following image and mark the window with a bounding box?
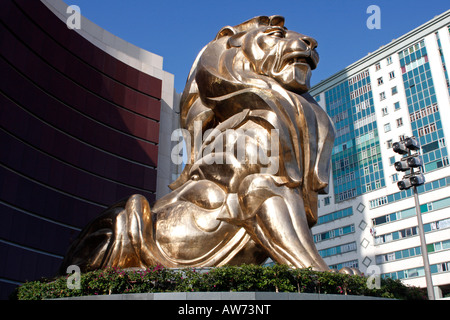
[386,56,393,65]
[391,173,399,182]
[348,70,370,85]
[380,92,386,100]
[338,189,356,202]
[319,242,356,258]
[418,128,424,136]
[375,62,381,71]
[350,83,372,99]
[324,196,331,206]
[397,227,418,239]
[384,123,391,132]
[389,71,395,79]
[389,156,396,165]
[403,56,427,74]
[410,104,439,122]
[340,157,349,169]
[394,102,400,111]
[436,263,449,273]
[382,107,388,116]
[317,207,353,225]
[355,100,370,113]
[370,196,388,209]
[377,77,384,85]
[391,86,398,95]
[396,118,403,127]
[342,242,357,253]
[371,146,377,156]
[387,139,393,148]
[418,122,438,137]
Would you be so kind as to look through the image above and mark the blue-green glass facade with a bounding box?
[325,71,385,203]
[399,40,449,172]
[435,29,450,96]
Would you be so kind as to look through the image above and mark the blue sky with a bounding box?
[68,0,449,93]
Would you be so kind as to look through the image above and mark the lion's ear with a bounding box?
[269,15,285,27]
[215,26,245,48]
[215,26,236,40]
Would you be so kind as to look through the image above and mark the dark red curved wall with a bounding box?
[0,0,162,299]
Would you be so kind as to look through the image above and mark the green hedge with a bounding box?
[10,264,427,300]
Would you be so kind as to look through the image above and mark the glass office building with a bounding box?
[310,10,450,298]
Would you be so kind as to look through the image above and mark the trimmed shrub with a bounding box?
[10,264,427,300]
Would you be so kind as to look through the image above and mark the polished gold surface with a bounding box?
[60,15,345,274]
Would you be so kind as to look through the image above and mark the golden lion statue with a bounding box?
[60,15,357,275]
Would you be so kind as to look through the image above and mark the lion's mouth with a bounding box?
[279,51,317,71]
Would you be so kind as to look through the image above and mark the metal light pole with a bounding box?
[393,136,435,300]
[412,185,435,300]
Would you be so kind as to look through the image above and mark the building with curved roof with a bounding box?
[0,0,179,299]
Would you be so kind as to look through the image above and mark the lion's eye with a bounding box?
[268,31,285,38]
[265,27,286,38]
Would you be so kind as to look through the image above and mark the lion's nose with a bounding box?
[288,35,318,53]
[301,36,317,50]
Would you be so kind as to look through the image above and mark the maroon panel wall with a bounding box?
[0,0,162,299]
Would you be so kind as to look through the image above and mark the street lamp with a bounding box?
[393,136,435,300]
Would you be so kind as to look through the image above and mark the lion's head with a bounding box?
[178,14,323,136]
[179,15,322,127]
[215,15,319,94]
